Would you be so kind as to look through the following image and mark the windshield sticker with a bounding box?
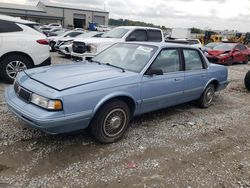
[137,46,153,53]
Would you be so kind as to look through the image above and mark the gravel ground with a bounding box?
[0,53,250,188]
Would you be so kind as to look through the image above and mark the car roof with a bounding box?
[0,14,38,24]
[123,42,199,49]
[116,26,162,31]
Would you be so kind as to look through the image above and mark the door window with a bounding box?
[183,49,204,70]
[150,49,180,73]
[127,30,147,41]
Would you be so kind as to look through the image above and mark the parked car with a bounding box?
[71,26,165,60]
[96,25,111,32]
[48,30,84,51]
[47,23,62,29]
[205,43,249,65]
[174,39,202,48]
[57,31,104,57]
[202,42,222,51]
[5,42,229,143]
[0,15,50,83]
[245,71,250,90]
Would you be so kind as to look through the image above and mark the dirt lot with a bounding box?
[0,53,250,188]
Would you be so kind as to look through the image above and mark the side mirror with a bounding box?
[126,36,136,41]
[145,68,163,76]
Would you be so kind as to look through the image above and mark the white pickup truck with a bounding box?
[71,26,165,60]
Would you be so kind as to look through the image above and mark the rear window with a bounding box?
[148,30,162,42]
[0,20,23,33]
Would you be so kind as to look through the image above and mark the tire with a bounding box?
[226,57,233,66]
[89,100,131,144]
[245,71,250,91]
[0,54,32,83]
[198,84,215,108]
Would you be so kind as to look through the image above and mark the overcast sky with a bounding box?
[1,0,250,32]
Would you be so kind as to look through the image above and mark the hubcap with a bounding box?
[6,61,27,79]
[205,87,214,105]
[103,108,127,137]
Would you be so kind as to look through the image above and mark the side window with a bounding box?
[183,49,204,71]
[0,20,23,33]
[127,30,147,41]
[151,49,180,73]
[148,30,162,42]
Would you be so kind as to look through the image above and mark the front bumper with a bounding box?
[71,52,96,61]
[206,55,229,65]
[5,87,91,134]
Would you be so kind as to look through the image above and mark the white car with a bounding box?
[48,30,84,51]
[71,26,165,60]
[57,32,104,57]
[96,25,111,32]
[175,39,203,48]
[0,15,50,82]
[47,23,62,29]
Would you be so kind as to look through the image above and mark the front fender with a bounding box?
[91,91,136,118]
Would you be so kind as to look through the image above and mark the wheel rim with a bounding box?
[204,87,215,106]
[6,61,27,79]
[103,108,127,137]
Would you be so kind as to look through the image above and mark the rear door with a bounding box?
[182,48,208,101]
[141,48,184,113]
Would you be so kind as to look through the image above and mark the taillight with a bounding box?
[37,39,49,45]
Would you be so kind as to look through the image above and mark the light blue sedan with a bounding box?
[5,42,229,143]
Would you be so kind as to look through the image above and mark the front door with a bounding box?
[141,48,184,113]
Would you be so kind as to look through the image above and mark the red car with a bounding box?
[205,43,249,66]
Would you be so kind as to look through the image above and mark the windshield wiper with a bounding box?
[105,63,125,72]
[89,59,101,64]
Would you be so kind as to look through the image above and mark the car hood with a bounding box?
[74,37,122,44]
[58,37,76,42]
[207,50,231,56]
[24,63,130,91]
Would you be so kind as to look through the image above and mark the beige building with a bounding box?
[0,0,109,28]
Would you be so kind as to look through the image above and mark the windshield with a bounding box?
[101,28,129,38]
[206,42,220,48]
[92,43,158,73]
[76,32,100,39]
[213,44,235,50]
[64,31,83,38]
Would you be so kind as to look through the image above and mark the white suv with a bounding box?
[0,15,51,82]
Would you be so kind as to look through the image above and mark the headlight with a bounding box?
[88,44,98,53]
[64,40,73,45]
[219,53,229,57]
[31,93,63,111]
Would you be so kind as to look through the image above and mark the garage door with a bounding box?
[94,16,105,25]
[74,14,86,28]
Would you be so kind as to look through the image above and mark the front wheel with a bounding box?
[198,84,215,108]
[245,71,250,91]
[89,100,131,144]
[226,57,233,66]
[0,55,32,83]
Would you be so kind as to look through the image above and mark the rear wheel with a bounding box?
[89,100,131,144]
[198,84,215,108]
[0,54,32,83]
[245,71,250,91]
